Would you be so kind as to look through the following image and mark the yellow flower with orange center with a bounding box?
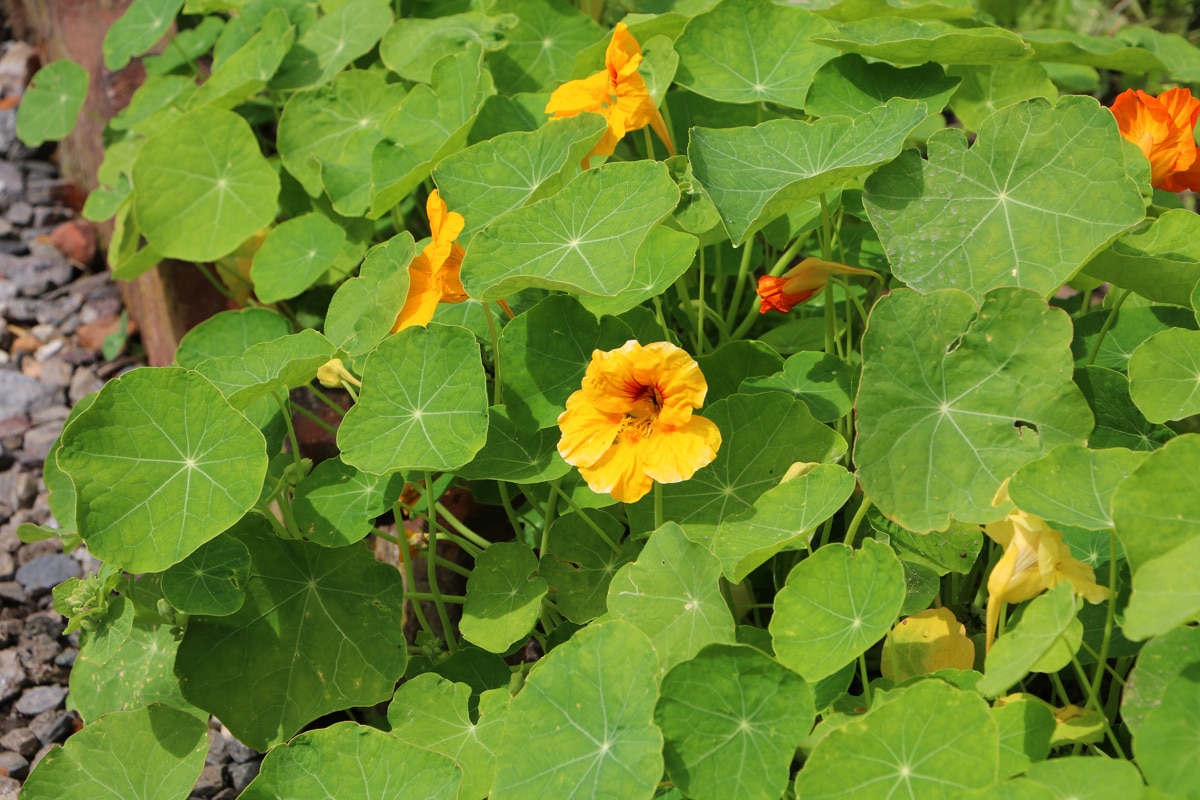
[545,22,674,166]
[984,482,1108,652]
[756,258,879,314]
[557,340,721,503]
[392,190,469,333]
[1111,87,1200,192]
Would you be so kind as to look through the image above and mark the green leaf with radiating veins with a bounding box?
[1122,625,1200,735]
[689,98,927,245]
[21,704,208,800]
[577,226,698,318]
[194,329,336,409]
[771,539,905,682]
[606,522,735,673]
[323,233,414,358]
[339,323,488,474]
[271,0,392,90]
[187,7,294,109]
[240,722,460,800]
[796,679,999,800]
[1115,25,1200,83]
[175,308,291,368]
[1072,304,1198,372]
[1022,29,1166,72]
[434,113,607,244]
[1085,210,1200,308]
[673,0,835,108]
[491,619,663,800]
[250,213,346,303]
[161,534,250,616]
[868,509,983,575]
[15,59,89,147]
[805,54,960,118]
[57,367,266,573]
[713,464,856,582]
[865,96,1145,299]
[461,542,548,653]
[132,107,279,262]
[694,341,783,405]
[460,160,678,301]
[389,675,510,800]
[1076,366,1174,452]
[1025,757,1146,800]
[1112,434,1200,572]
[487,0,604,94]
[627,392,846,540]
[946,62,1057,132]
[1123,534,1200,641]
[978,584,1079,696]
[991,696,1055,779]
[369,44,495,218]
[143,15,224,75]
[381,11,516,84]
[814,16,1030,65]
[103,0,185,70]
[656,644,814,800]
[1128,329,1200,424]
[1008,444,1149,531]
[539,510,641,623]
[176,517,407,750]
[813,0,977,22]
[292,457,405,547]
[739,350,856,423]
[856,288,1093,532]
[455,406,571,484]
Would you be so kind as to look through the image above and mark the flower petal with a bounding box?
[557,389,623,469]
[639,415,721,484]
[579,437,655,503]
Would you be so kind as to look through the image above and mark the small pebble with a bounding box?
[0,775,18,796]
[0,751,27,779]
[0,582,24,604]
[227,760,259,792]
[15,554,79,593]
[192,763,225,798]
[28,709,75,745]
[15,685,67,716]
[0,649,26,702]
[0,728,38,759]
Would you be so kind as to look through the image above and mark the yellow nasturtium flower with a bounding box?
[392,190,469,333]
[557,340,721,503]
[984,482,1109,652]
[545,22,674,166]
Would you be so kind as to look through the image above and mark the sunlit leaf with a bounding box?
[15,59,89,147]
[461,542,548,653]
[271,0,392,90]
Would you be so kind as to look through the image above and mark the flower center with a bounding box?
[618,385,662,444]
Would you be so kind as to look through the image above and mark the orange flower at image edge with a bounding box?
[557,340,721,504]
[757,258,879,314]
[392,190,468,333]
[545,22,674,165]
[1111,87,1200,192]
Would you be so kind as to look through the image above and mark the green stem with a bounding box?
[496,482,524,540]
[724,237,757,332]
[552,485,621,554]
[194,262,237,302]
[1069,653,1128,759]
[395,503,435,638]
[768,234,808,277]
[539,477,563,555]
[696,245,706,355]
[307,385,348,416]
[1049,671,1073,707]
[273,391,304,473]
[424,471,457,653]
[643,126,656,160]
[405,592,466,604]
[844,497,873,547]
[654,482,664,530]
[167,33,201,77]
[290,402,338,437]
[1088,531,1120,708]
[817,516,836,549]
[256,504,291,539]
[1086,288,1132,366]
[434,501,491,551]
[483,300,503,405]
[858,652,873,707]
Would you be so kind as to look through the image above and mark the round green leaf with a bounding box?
[380,12,515,83]
[868,509,983,576]
[1112,434,1200,572]
[271,0,393,90]
[674,0,835,108]
[1122,626,1200,735]
[250,213,346,302]
[1129,328,1200,424]
[15,59,89,147]
[739,350,856,423]
[864,96,1145,301]
[176,517,407,750]
[292,457,405,546]
[459,160,679,301]
[1025,756,1146,800]
[978,583,1079,697]
[186,8,294,110]
[606,522,736,673]
[193,329,336,409]
[1138,674,1200,796]
[1009,444,1149,531]
[22,704,207,800]
[539,510,642,623]
[240,722,460,800]
[339,323,489,474]
[796,679,999,799]
[161,534,250,615]
[1071,305,1198,373]
[813,0,979,23]
[389,676,510,800]
[814,16,1031,65]
[57,367,267,573]
[323,233,415,358]
[689,98,927,245]
[771,539,905,682]
[1086,210,1200,308]
[855,288,1093,532]
[578,226,699,318]
[486,0,604,94]
[175,308,292,368]
[947,62,1057,131]
[805,54,960,118]
[1023,28,1167,72]
[1076,365,1175,452]
[132,107,279,261]
[693,340,783,405]
[1122,534,1200,642]
[455,406,572,484]
[461,542,548,653]
[991,697,1055,779]
[103,0,186,70]
[491,619,663,800]
[656,644,814,800]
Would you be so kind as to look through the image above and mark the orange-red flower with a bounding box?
[756,258,879,314]
[392,190,468,333]
[545,22,674,166]
[1111,87,1200,192]
[557,340,721,503]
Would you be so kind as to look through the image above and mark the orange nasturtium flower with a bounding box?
[392,190,469,333]
[756,258,879,314]
[557,340,721,503]
[545,22,674,166]
[984,483,1109,653]
[1111,87,1200,192]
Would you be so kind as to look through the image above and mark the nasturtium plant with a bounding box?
[26,0,1200,796]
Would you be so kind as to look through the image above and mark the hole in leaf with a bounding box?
[1013,420,1039,437]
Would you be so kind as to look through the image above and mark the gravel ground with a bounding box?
[0,39,263,800]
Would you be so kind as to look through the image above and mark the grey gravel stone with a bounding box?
[0,750,28,780]
[53,647,76,667]
[0,649,25,703]
[0,728,39,758]
[210,790,238,800]
[226,737,258,764]
[2,201,30,226]
[23,178,61,206]
[35,294,81,328]
[0,467,35,509]
[0,370,53,420]
[0,552,13,581]
[0,582,24,604]
[0,252,72,297]
[15,553,79,593]
[192,763,225,797]
[227,761,259,792]
[28,405,67,425]
[28,709,75,745]
[0,775,18,797]
[68,366,103,405]
[18,419,64,465]
[15,685,67,716]
[0,162,22,206]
